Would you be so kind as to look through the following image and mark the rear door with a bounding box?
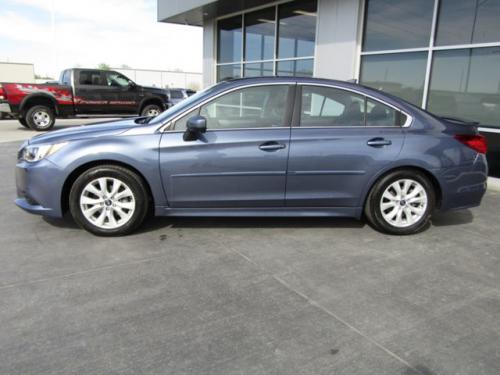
[286,84,407,207]
[159,83,295,208]
[73,70,108,114]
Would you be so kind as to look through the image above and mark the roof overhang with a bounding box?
[157,0,276,26]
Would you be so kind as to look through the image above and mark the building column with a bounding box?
[202,18,216,87]
[314,0,363,81]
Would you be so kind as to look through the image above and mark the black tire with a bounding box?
[69,165,149,236]
[18,117,29,128]
[140,104,162,117]
[26,105,55,131]
[364,169,436,235]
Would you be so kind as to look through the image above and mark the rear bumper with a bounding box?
[0,102,12,113]
[437,154,488,211]
[15,159,65,218]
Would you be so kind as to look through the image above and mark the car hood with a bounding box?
[28,118,142,145]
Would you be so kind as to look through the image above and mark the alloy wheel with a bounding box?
[80,177,136,229]
[379,178,428,228]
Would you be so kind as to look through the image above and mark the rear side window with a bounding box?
[366,98,406,127]
[79,70,103,86]
[300,85,406,127]
[61,70,71,85]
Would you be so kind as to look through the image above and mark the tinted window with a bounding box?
[105,72,130,87]
[427,47,500,128]
[217,64,241,81]
[366,98,404,127]
[218,16,242,63]
[79,70,103,86]
[170,90,184,99]
[244,62,273,77]
[276,59,314,77]
[300,86,366,127]
[360,52,428,106]
[199,85,290,130]
[363,0,434,51]
[436,0,500,46]
[278,0,317,59]
[244,7,275,61]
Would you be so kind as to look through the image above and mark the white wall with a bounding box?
[0,62,35,83]
[314,0,362,81]
[202,18,216,87]
[114,68,202,90]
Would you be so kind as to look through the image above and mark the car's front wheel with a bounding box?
[69,165,149,236]
[364,170,435,235]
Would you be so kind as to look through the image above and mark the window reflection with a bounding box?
[276,59,314,77]
[217,64,241,81]
[244,62,274,77]
[436,0,500,46]
[427,48,500,128]
[244,7,275,61]
[360,52,428,106]
[278,0,317,59]
[218,16,242,63]
[363,0,434,51]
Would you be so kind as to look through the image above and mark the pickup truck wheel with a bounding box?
[69,165,149,236]
[141,104,162,117]
[18,117,29,128]
[26,105,55,131]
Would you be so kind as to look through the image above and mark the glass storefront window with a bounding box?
[360,52,428,106]
[276,59,314,77]
[435,0,500,46]
[217,64,242,81]
[244,62,274,77]
[217,16,242,64]
[362,0,434,52]
[244,7,276,62]
[278,0,317,59]
[427,47,500,128]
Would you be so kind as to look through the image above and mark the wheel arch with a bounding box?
[20,93,59,116]
[138,97,165,114]
[361,165,443,211]
[61,159,155,215]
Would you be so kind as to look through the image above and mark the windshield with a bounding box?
[150,83,223,125]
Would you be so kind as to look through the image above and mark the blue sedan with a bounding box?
[15,77,488,236]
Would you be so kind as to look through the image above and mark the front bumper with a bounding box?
[15,158,66,218]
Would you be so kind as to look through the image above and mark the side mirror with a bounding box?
[128,81,136,89]
[184,115,207,141]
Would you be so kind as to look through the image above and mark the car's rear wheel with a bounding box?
[141,104,162,117]
[69,165,149,236]
[26,105,55,131]
[364,170,435,235]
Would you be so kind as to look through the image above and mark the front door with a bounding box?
[286,84,407,207]
[159,84,294,208]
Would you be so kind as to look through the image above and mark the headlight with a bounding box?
[21,142,68,162]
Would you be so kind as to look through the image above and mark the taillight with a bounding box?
[0,84,4,100]
[454,134,487,154]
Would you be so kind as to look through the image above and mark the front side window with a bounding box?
[105,72,130,87]
[300,86,405,127]
[199,85,291,130]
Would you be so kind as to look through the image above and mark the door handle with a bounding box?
[259,142,286,151]
[367,138,392,147]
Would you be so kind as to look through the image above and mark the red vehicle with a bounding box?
[0,68,171,131]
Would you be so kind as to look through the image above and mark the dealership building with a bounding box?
[158,0,500,176]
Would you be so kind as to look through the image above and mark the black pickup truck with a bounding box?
[0,68,170,130]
